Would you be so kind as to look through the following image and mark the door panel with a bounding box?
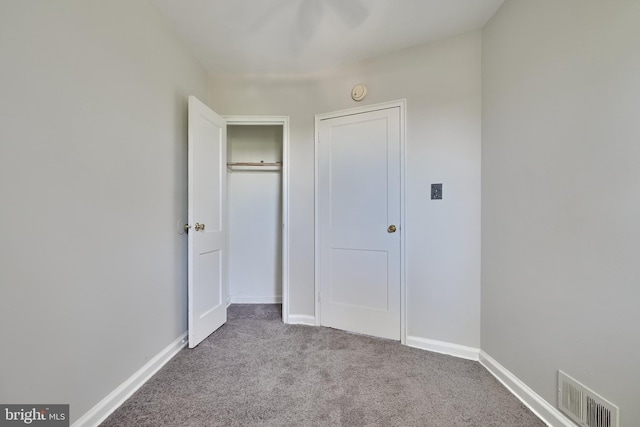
[188,96,227,348]
[330,249,388,311]
[318,107,401,340]
[194,249,222,315]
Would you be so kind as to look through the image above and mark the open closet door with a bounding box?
[187,96,227,348]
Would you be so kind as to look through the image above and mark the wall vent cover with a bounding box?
[558,370,619,427]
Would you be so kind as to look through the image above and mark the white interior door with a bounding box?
[318,106,401,340]
[187,96,227,348]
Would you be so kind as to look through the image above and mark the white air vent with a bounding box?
[558,370,619,427]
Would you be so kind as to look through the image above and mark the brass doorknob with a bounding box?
[194,223,205,231]
[388,225,397,233]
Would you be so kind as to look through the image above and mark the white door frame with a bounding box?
[224,116,290,323]
[314,100,407,344]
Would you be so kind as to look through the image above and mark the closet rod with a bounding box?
[227,162,282,167]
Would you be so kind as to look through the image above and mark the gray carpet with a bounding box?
[101,304,545,426]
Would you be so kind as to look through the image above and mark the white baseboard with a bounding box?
[230,295,282,304]
[72,332,188,427]
[405,336,480,361]
[479,351,574,427]
[286,314,316,326]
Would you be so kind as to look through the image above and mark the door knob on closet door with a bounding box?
[194,223,205,231]
[387,225,397,233]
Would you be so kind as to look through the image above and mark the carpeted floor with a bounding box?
[101,304,545,426]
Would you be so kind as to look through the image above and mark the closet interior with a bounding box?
[227,124,284,304]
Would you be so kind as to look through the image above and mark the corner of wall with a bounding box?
[479,351,574,427]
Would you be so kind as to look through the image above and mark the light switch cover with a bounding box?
[431,183,442,200]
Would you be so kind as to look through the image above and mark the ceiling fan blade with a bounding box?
[291,0,324,52]
[244,0,291,34]
[326,0,370,29]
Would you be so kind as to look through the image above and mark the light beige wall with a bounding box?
[209,76,320,315]
[0,0,208,422]
[210,30,482,347]
[482,1,640,424]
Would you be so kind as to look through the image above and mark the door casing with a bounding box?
[314,100,407,344]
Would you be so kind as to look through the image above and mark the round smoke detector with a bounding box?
[351,83,367,101]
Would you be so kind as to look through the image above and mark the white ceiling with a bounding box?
[150,0,504,74]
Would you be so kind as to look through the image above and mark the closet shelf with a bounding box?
[227,162,282,172]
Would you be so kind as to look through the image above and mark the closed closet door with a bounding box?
[318,107,401,340]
